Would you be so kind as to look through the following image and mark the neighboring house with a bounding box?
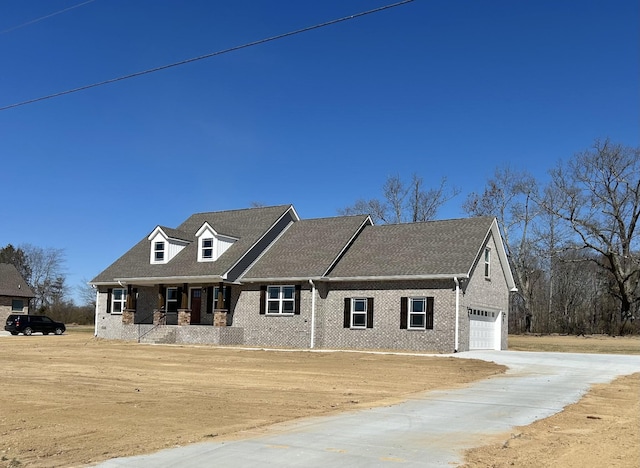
[0,263,35,324]
[91,205,517,352]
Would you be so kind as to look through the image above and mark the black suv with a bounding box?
[5,314,66,336]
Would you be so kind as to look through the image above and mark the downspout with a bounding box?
[454,277,460,353]
[93,286,99,337]
[308,279,316,349]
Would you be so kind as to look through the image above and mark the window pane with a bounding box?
[114,289,124,300]
[268,287,280,299]
[167,288,178,300]
[11,300,23,311]
[283,301,294,313]
[353,299,366,312]
[203,248,213,258]
[156,242,164,251]
[267,302,280,313]
[411,299,425,312]
[114,302,123,313]
[352,312,366,327]
[410,314,425,328]
[283,286,295,299]
[203,238,213,248]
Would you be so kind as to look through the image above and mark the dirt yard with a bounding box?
[0,331,637,468]
[0,329,503,467]
[463,334,640,468]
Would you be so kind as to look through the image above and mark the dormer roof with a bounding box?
[148,226,191,243]
[90,205,297,285]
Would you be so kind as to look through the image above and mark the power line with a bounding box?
[0,0,415,112]
[1,0,98,35]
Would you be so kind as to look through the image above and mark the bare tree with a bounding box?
[20,244,66,311]
[340,174,459,224]
[77,278,97,307]
[463,166,541,332]
[541,139,640,334]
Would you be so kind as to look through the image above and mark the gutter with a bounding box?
[93,286,99,337]
[241,273,470,283]
[309,279,316,349]
[454,277,460,352]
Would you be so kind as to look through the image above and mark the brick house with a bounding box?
[0,263,35,324]
[90,205,516,352]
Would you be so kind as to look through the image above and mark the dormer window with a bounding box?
[154,242,165,262]
[148,226,190,264]
[196,222,237,262]
[202,238,214,259]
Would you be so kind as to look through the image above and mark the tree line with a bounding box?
[341,139,639,335]
[0,244,94,325]
[3,139,637,334]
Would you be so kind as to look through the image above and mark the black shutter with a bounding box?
[176,287,183,310]
[225,286,231,310]
[206,286,214,314]
[400,297,408,329]
[343,297,351,328]
[294,285,301,315]
[426,297,434,329]
[106,288,112,314]
[366,297,374,328]
[260,286,267,315]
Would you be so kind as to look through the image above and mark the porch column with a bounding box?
[214,282,227,327]
[178,283,191,325]
[154,284,165,325]
[122,284,135,324]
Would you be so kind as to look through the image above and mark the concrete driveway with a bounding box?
[97,350,640,468]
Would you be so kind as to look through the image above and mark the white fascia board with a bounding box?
[322,215,374,277]
[241,273,469,283]
[241,276,324,284]
[288,204,301,221]
[196,222,216,238]
[112,275,225,285]
[226,206,297,279]
[321,274,469,283]
[489,218,517,291]
[148,226,167,241]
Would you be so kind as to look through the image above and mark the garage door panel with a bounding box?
[469,309,500,350]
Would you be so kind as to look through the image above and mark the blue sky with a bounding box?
[0,0,638,303]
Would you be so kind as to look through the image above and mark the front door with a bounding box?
[190,289,202,324]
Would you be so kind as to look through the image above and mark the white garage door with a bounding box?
[469,308,500,350]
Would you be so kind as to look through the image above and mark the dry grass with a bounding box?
[0,331,503,467]
[508,333,640,355]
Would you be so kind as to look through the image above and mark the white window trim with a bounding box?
[154,241,165,263]
[196,222,238,262]
[166,287,178,312]
[408,297,427,330]
[266,285,295,315]
[201,238,214,260]
[484,247,491,279]
[111,288,127,315]
[351,298,367,329]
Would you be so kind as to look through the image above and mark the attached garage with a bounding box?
[469,308,502,350]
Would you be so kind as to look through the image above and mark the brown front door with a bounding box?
[190,289,201,324]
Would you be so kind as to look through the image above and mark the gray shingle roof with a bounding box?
[241,215,371,280]
[327,217,495,278]
[91,205,294,283]
[0,263,35,298]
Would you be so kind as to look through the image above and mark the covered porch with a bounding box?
[119,281,232,327]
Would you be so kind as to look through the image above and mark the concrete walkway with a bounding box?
[97,350,640,467]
